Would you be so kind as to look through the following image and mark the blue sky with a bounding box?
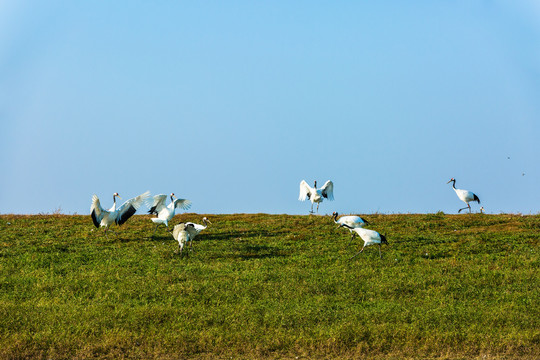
[1,1,539,215]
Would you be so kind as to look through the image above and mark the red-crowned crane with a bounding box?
[299,180,334,213]
[332,212,369,245]
[170,223,196,255]
[148,193,192,235]
[185,217,212,249]
[90,191,150,236]
[341,224,388,259]
[447,178,480,213]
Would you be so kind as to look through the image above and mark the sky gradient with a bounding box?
[1,1,539,215]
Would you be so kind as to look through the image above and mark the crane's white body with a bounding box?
[148,193,191,232]
[170,223,195,255]
[341,224,388,259]
[90,191,150,234]
[332,212,369,245]
[185,217,211,245]
[299,180,334,213]
[447,178,480,213]
[332,212,368,229]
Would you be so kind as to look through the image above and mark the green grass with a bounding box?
[0,213,538,359]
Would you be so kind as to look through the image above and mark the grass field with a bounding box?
[0,213,538,359]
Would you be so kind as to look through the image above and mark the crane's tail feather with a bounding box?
[473,194,480,204]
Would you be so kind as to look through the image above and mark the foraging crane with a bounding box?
[90,191,150,235]
[185,217,212,249]
[170,222,196,255]
[447,178,480,213]
[148,193,192,235]
[332,212,369,245]
[341,224,388,259]
[299,180,334,213]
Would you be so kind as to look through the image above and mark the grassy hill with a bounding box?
[0,213,538,359]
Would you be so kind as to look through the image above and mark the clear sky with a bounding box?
[1,1,539,215]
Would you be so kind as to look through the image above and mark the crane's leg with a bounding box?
[151,224,159,238]
[316,203,320,213]
[458,204,471,213]
[179,244,183,255]
[104,227,118,238]
[349,246,365,260]
[347,232,355,246]
[379,244,382,259]
[310,203,314,214]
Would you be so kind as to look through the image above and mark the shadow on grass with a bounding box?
[109,234,167,243]
[143,234,174,242]
[398,235,460,246]
[420,251,452,260]
[206,244,289,260]
[131,229,288,243]
[238,247,288,260]
[200,229,289,241]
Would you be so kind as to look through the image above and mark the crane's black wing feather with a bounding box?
[116,205,136,225]
[91,210,100,228]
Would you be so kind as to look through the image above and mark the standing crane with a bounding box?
[148,193,192,236]
[299,180,334,213]
[185,217,212,249]
[332,212,369,245]
[90,191,150,236]
[170,223,196,255]
[447,178,480,213]
[341,224,388,259]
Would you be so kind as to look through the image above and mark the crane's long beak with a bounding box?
[116,195,122,200]
[446,180,452,184]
